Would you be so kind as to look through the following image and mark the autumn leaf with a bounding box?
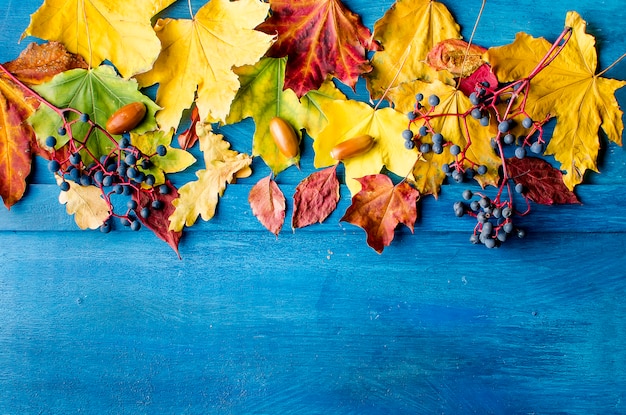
[56,176,110,229]
[507,157,580,205]
[486,11,626,190]
[426,39,487,77]
[136,0,274,131]
[177,107,201,150]
[292,165,340,229]
[299,78,347,140]
[389,79,502,195]
[28,65,160,163]
[248,175,286,236]
[168,129,252,232]
[313,99,418,195]
[365,0,461,100]
[226,57,303,175]
[3,42,88,85]
[256,0,376,97]
[134,181,182,258]
[22,0,175,78]
[341,174,419,253]
[130,129,196,186]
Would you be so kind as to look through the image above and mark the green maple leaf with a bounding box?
[28,65,160,163]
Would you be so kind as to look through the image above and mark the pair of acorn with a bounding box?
[269,116,374,162]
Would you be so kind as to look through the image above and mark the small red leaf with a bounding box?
[458,63,498,97]
[292,165,340,229]
[507,157,580,205]
[177,106,200,150]
[134,181,183,258]
[341,174,419,253]
[249,175,286,235]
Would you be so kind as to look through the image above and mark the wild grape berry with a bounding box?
[418,125,428,137]
[79,174,92,186]
[471,108,482,119]
[477,165,488,175]
[127,200,138,210]
[140,207,151,219]
[492,207,502,219]
[119,137,130,148]
[522,116,533,129]
[69,167,81,182]
[79,113,90,123]
[497,232,507,242]
[484,238,497,249]
[453,201,465,217]
[503,134,515,145]
[48,160,61,173]
[125,153,137,166]
[100,221,111,233]
[479,116,490,127]
[452,170,463,183]
[158,184,170,195]
[503,222,514,233]
[502,207,513,218]
[432,133,444,145]
[441,163,451,174]
[402,129,414,140]
[477,212,487,223]
[428,94,440,106]
[432,143,443,154]
[449,144,461,156]
[470,234,480,244]
[70,152,82,165]
[407,111,418,121]
[59,180,70,192]
[419,143,431,153]
[482,221,494,235]
[156,145,167,156]
[102,175,113,187]
[145,174,156,186]
[404,140,415,150]
[470,200,480,211]
[415,93,424,102]
[130,220,141,231]
[462,189,473,200]
[515,146,526,159]
[152,200,164,210]
[45,136,57,148]
[479,196,491,208]
[515,183,525,194]
[93,170,104,184]
[469,92,480,105]
[498,120,511,133]
[127,167,138,179]
[113,184,124,194]
[530,141,544,154]
[58,126,67,136]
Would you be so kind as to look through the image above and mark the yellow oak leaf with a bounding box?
[486,11,626,190]
[57,176,110,230]
[168,130,252,232]
[22,0,175,78]
[313,99,418,195]
[365,0,461,100]
[389,79,502,193]
[136,0,275,131]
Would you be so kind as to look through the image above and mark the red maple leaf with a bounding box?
[256,0,378,97]
[341,174,419,253]
[507,157,580,205]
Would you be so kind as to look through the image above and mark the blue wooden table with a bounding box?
[1,0,626,413]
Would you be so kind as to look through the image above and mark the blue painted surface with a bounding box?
[1,0,626,414]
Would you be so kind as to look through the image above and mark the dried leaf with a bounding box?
[248,175,286,235]
[168,130,252,232]
[292,165,340,229]
[22,0,175,78]
[341,174,419,253]
[2,42,88,85]
[134,181,182,257]
[136,0,274,130]
[486,11,626,189]
[57,177,110,229]
[256,0,377,97]
[177,106,200,150]
[507,157,580,205]
[426,39,486,77]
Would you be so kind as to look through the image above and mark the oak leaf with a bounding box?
[292,165,340,229]
[136,0,275,131]
[226,57,303,175]
[507,157,580,205]
[28,65,160,163]
[365,0,461,100]
[22,0,175,78]
[130,129,196,186]
[248,175,286,236]
[56,176,110,230]
[3,42,88,85]
[256,0,377,97]
[134,181,182,258]
[486,11,626,190]
[313,99,418,195]
[389,79,502,195]
[168,129,252,232]
[341,174,419,253]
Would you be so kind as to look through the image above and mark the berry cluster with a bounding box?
[401,26,573,248]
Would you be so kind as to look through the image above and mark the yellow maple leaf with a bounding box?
[389,80,502,194]
[135,0,275,131]
[486,11,626,190]
[365,0,461,100]
[56,176,110,230]
[22,0,175,78]
[313,99,418,195]
[168,129,252,232]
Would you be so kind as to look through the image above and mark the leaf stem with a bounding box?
[457,0,487,88]
[187,0,194,19]
[597,52,626,77]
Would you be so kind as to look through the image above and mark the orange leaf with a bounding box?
[426,39,486,77]
[256,0,377,97]
[2,42,88,85]
[248,175,286,236]
[341,174,419,253]
[292,165,340,229]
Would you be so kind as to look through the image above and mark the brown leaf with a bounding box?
[292,165,340,229]
[177,106,200,150]
[341,174,419,253]
[3,42,88,85]
[0,73,38,208]
[507,157,580,205]
[248,175,286,235]
[134,181,183,258]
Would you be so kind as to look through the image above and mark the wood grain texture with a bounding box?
[1,0,626,414]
